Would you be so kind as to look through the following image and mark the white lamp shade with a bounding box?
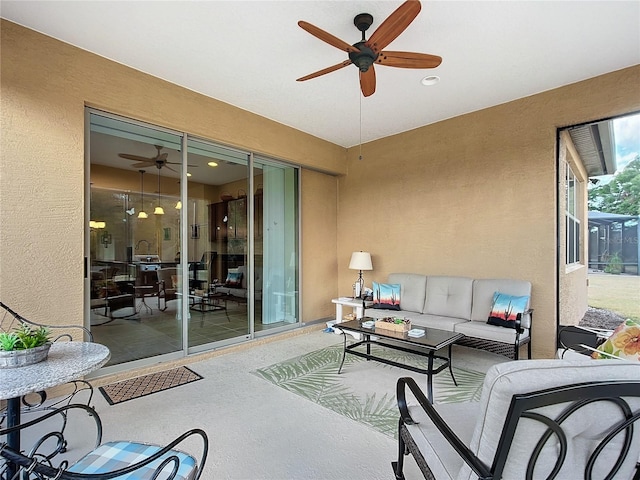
[349,251,372,271]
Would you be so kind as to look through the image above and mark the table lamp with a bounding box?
[349,251,373,299]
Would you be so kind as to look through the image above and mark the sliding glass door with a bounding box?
[87,111,184,366]
[254,156,299,331]
[86,109,299,369]
[186,138,251,348]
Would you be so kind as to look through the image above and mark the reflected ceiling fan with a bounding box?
[118,145,189,173]
[297,0,441,97]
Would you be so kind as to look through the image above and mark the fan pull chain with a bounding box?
[359,78,363,161]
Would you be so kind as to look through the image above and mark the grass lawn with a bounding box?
[588,273,640,321]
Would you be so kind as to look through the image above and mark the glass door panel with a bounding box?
[186,138,250,347]
[88,112,183,366]
[87,111,301,366]
[254,157,299,332]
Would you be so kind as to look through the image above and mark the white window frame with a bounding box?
[565,163,581,266]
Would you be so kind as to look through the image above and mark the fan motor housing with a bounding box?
[349,41,378,72]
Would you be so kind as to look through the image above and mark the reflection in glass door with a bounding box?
[87,110,300,367]
[88,111,184,366]
[186,138,251,349]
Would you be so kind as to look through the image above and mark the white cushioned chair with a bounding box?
[394,359,640,480]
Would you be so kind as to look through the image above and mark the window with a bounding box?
[566,163,581,265]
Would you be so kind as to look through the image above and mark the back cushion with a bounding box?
[470,279,531,322]
[388,273,427,313]
[457,360,640,480]
[423,276,473,320]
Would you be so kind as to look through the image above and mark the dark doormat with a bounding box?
[99,366,203,405]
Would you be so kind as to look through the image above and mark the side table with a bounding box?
[331,297,374,339]
[331,297,373,323]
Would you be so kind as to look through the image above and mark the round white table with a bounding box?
[1,341,110,475]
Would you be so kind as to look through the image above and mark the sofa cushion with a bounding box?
[372,282,401,310]
[454,321,528,344]
[591,319,640,361]
[486,292,530,329]
[388,273,427,313]
[470,279,531,323]
[423,276,473,320]
[413,314,469,332]
[458,360,640,480]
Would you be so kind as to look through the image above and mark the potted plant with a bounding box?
[0,322,51,368]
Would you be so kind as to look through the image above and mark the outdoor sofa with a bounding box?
[363,274,533,359]
[215,265,262,301]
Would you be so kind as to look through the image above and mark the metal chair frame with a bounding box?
[0,302,96,432]
[0,403,209,480]
[394,376,640,480]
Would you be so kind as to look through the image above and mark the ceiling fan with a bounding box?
[297,0,441,97]
[118,145,183,173]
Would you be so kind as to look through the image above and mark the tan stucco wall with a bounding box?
[0,20,343,328]
[339,66,640,358]
[300,169,338,322]
[2,20,639,361]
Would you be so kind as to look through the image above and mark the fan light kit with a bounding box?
[297,0,441,97]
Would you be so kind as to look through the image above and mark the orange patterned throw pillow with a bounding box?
[592,319,640,361]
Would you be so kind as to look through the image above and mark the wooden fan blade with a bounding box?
[131,161,156,168]
[376,51,442,68]
[119,153,153,162]
[157,152,168,161]
[298,21,361,53]
[297,60,352,82]
[163,165,178,173]
[366,1,421,53]
[165,161,198,167]
[360,67,376,97]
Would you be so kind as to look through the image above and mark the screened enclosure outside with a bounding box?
[86,109,300,370]
[588,212,640,275]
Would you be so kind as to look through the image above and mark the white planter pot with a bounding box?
[0,343,51,368]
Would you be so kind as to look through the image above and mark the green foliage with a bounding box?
[588,156,640,215]
[0,322,51,351]
[604,252,623,274]
[0,332,20,351]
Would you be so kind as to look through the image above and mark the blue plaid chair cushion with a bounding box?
[67,441,198,479]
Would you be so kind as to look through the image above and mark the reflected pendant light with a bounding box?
[154,167,164,215]
[138,170,148,219]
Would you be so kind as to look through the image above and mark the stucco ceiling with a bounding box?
[2,1,639,148]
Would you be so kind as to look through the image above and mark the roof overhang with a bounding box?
[588,211,638,227]
[568,121,617,177]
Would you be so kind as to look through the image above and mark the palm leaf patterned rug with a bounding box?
[253,343,492,438]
